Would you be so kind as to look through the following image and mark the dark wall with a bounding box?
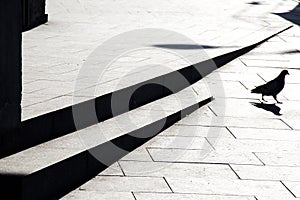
[22,0,48,32]
[0,0,22,133]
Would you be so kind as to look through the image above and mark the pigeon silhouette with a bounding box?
[251,70,289,104]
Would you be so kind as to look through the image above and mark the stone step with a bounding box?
[0,96,213,200]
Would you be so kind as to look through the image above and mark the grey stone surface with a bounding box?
[231,164,300,181]
[119,160,238,179]
[255,152,300,167]
[145,135,213,150]
[229,128,300,141]
[165,177,294,198]
[12,0,300,199]
[178,114,291,129]
[147,148,263,165]
[63,191,134,200]
[79,176,172,193]
[21,0,296,120]
[99,162,124,176]
[160,125,234,138]
[133,193,256,200]
[206,137,300,153]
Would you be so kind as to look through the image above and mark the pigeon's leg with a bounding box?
[273,95,282,104]
[262,95,267,102]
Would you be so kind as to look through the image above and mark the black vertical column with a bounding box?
[0,0,22,133]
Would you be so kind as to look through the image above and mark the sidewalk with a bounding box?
[22,0,300,199]
[63,29,300,199]
[22,0,297,120]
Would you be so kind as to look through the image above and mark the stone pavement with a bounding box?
[22,0,297,120]
[63,29,300,199]
[21,0,300,199]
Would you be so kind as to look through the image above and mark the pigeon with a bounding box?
[251,70,289,104]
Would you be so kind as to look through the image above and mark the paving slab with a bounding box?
[177,113,291,129]
[99,162,124,176]
[144,135,213,150]
[229,127,300,141]
[133,193,256,200]
[231,164,300,181]
[206,137,300,153]
[165,177,294,198]
[119,161,238,179]
[79,176,172,193]
[160,125,234,138]
[255,152,300,167]
[147,148,263,165]
[62,191,135,200]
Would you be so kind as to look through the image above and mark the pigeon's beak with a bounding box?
[287,72,290,75]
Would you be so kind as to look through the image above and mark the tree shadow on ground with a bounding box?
[152,44,238,50]
[250,102,282,116]
[274,3,300,26]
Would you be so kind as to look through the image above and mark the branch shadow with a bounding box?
[250,102,282,116]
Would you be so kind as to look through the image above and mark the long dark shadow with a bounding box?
[0,97,213,200]
[0,26,292,158]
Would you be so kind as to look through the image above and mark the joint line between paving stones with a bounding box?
[280,181,297,198]
[228,164,241,180]
[249,66,300,70]
[148,159,258,166]
[239,58,248,67]
[147,146,210,151]
[163,177,174,193]
[191,86,199,96]
[277,35,287,42]
[117,161,126,176]
[225,127,237,139]
[279,119,294,130]
[257,73,267,82]
[133,191,257,199]
[252,152,265,166]
[204,137,216,150]
[22,94,67,108]
[176,124,291,131]
[145,147,155,162]
[132,192,137,200]
[239,81,249,90]
[98,174,125,177]
[208,106,218,117]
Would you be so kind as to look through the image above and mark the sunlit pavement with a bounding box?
[22,0,300,199]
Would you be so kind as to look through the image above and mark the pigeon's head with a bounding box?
[281,70,289,76]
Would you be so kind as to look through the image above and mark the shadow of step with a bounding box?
[0,97,212,200]
[0,26,291,159]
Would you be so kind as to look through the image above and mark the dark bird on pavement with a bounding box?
[251,70,289,104]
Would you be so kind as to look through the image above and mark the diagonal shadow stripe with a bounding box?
[0,26,292,158]
[0,97,213,200]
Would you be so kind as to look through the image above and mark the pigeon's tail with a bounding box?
[251,86,262,94]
